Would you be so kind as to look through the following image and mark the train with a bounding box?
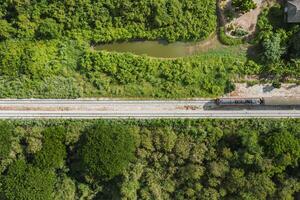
[216,96,300,106]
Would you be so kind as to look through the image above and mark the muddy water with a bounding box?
[95,35,221,58]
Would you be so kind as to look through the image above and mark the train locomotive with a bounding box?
[216,97,300,106]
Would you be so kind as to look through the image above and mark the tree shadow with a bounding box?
[67,128,87,183]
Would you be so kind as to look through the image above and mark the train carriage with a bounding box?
[262,96,300,106]
[216,96,300,106]
[216,98,262,106]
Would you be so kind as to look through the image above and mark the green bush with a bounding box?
[242,60,262,75]
[231,28,248,37]
[262,33,285,64]
[272,80,281,88]
[219,27,244,46]
[78,122,137,180]
[232,0,257,13]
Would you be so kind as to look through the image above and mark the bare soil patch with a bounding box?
[226,83,300,97]
[220,0,265,37]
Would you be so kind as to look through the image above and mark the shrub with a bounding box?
[262,33,285,64]
[231,28,248,37]
[232,0,257,13]
[272,80,281,88]
[242,60,261,75]
[224,9,235,22]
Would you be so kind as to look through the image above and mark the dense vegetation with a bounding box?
[0,119,299,199]
[0,38,245,98]
[255,4,300,80]
[78,51,241,98]
[0,0,216,42]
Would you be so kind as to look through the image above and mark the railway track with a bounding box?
[0,99,299,119]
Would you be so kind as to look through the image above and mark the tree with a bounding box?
[232,0,257,13]
[78,122,137,180]
[33,127,66,169]
[1,160,56,200]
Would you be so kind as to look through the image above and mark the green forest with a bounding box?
[0,119,299,199]
[0,0,216,42]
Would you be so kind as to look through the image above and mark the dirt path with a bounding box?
[220,0,264,37]
[226,83,300,97]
